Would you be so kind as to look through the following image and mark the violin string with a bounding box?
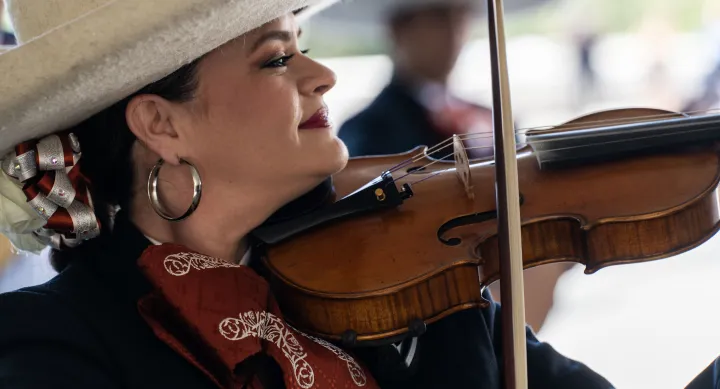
[386,137,459,173]
[391,151,457,182]
[395,121,720,188]
[393,110,720,184]
[464,123,717,154]
[401,170,445,187]
[449,107,720,144]
[385,108,720,175]
[514,108,720,135]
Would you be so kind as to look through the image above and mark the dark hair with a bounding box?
[49,59,203,272]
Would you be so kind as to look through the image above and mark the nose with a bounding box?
[300,57,337,96]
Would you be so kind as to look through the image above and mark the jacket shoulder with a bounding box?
[0,267,96,340]
[0,266,122,388]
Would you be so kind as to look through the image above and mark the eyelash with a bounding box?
[263,49,310,68]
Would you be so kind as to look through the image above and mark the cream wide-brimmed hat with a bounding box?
[0,0,337,157]
[0,0,337,253]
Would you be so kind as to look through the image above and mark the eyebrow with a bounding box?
[250,29,302,53]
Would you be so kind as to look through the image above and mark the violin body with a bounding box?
[260,108,720,345]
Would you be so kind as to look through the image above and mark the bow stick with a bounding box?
[486,0,528,388]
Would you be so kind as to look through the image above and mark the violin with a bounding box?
[249,1,720,388]
[254,105,720,336]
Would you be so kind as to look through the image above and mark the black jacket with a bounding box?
[0,32,15,46]
[338,77,491,158]
[0,212,716,388]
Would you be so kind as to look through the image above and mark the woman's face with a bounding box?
[171,14,346,204]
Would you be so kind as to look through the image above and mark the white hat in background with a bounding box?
[319,0,481,27]
[316,0,550,27]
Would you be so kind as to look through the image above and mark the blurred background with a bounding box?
[2,0,720,388]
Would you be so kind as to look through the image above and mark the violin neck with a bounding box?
[526,113,720,169]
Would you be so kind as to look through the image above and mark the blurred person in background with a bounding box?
[571,26,599,108]
[337,0,495,160]
[0,0,15,46]
[684,0,720,112]
[336,0,570,334]
[0,26,10,276]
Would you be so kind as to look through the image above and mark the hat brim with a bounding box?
[0,0,337,156]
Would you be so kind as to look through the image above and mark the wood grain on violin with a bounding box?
[259,108,720,344]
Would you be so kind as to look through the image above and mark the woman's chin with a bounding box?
[293,131,349,181]
[324,138,349,175]
[331,137,349,166]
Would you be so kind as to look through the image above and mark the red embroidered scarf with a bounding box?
[136,244,379,389]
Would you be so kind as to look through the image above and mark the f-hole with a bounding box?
[437,193,525,246]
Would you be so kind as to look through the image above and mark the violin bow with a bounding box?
[486,0,529,388]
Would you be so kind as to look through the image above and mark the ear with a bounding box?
[125,94,183,165]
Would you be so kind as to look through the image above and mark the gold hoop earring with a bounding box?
[147,158,202,222]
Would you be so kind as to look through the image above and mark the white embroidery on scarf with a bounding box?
[163,252,241,276]
[163,251,367,388]
[219,312,314,388]
[292,327,367,386]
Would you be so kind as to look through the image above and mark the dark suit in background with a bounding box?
[1,31,15,45]
[339,76,493,159]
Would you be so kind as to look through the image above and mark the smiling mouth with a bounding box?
[299,107,332,129]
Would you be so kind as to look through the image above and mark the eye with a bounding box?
[261,49,310,69]
[263,54,296,68]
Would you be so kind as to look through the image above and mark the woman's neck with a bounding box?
[143,229,251,265]
[130,182,287,264]
[127,148,324,264]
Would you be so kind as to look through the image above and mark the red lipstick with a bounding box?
[299,107,332,129]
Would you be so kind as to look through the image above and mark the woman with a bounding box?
[0,1,715,388]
